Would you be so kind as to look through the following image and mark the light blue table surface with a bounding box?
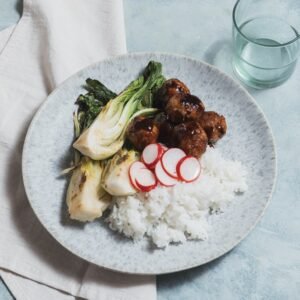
[1,1,300,299]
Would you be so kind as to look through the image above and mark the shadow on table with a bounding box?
[202,38,262,97]
[15,0,23,17]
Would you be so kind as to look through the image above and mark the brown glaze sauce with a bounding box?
[181,94,203,110]
[133,118,154,132]
[166,81,185,93]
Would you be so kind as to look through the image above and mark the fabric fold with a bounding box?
[0,0,155,299]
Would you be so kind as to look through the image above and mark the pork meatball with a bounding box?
[165,93,205,124]
[155,113,174,146]
[173,121,208,158]
[199,111,227,145]
[126,116,159,151]
[154,78,190,109]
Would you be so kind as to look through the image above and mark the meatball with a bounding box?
[154,78,190,109]
[173,121,208,158]
[199,111,227,145]
[154,113,174,146]
[165,93,205,124]
[126,116,159,151]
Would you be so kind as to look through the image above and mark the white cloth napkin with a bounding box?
[0,0,156,299]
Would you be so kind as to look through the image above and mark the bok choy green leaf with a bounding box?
[73,61,165,160]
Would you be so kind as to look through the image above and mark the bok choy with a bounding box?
[73,61,165,160]
[66,157,111,222]
[101,149,140,196]
[65,80,116,221]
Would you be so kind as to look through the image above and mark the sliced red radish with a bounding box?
[177,156,201,183]
[129,161,147,190]
[159,143,168,152]
[135,168,157,192]
[155,160,177,187]
[161,148,186,178]
[141,143,164,169]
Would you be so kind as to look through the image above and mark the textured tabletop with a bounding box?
[1,0,300,299]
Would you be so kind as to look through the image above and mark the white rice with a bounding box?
[106,147,248,248]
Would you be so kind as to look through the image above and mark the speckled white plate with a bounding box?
[22,53,276,274]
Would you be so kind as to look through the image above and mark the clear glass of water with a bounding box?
[232,0,300,89]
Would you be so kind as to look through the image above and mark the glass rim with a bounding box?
[232,0,300,47]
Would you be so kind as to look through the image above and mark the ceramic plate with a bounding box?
[22,53,276,274]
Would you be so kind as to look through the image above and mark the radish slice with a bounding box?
[159,143,168,152]
[142,143,163,169]
[161,148,186,178]
[135,169,157,192]
[177,156,201,183]
[129,161,147,190]
[155,160,177,187]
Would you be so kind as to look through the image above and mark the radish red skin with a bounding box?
[135,176,157,192]
[176,156,187,182]
[161,148,186,179]
[159,143,168,152]
[129,161,147,190]
[146,161,159,170]
[133,166,157,192]
[178,157,201,183]
[176,156,201,183]
[145,146,164,169]
[155,160,177,187]
[141,144,159,165]
[135,180,157,192]
[142,143,164,169]
[129,171,140,190]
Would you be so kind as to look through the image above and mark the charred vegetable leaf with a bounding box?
[73,61,165,160]
[70,79,116,165]
[64,61,165,222]
[75,79,117,132]
[85,78,117,101]
[66,157,112,222]
[101,148,140,196]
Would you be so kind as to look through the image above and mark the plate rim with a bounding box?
[22,52,277,274]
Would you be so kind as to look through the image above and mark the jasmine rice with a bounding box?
[106,147,247,248]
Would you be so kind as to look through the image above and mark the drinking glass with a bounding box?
[232,0,300,89]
